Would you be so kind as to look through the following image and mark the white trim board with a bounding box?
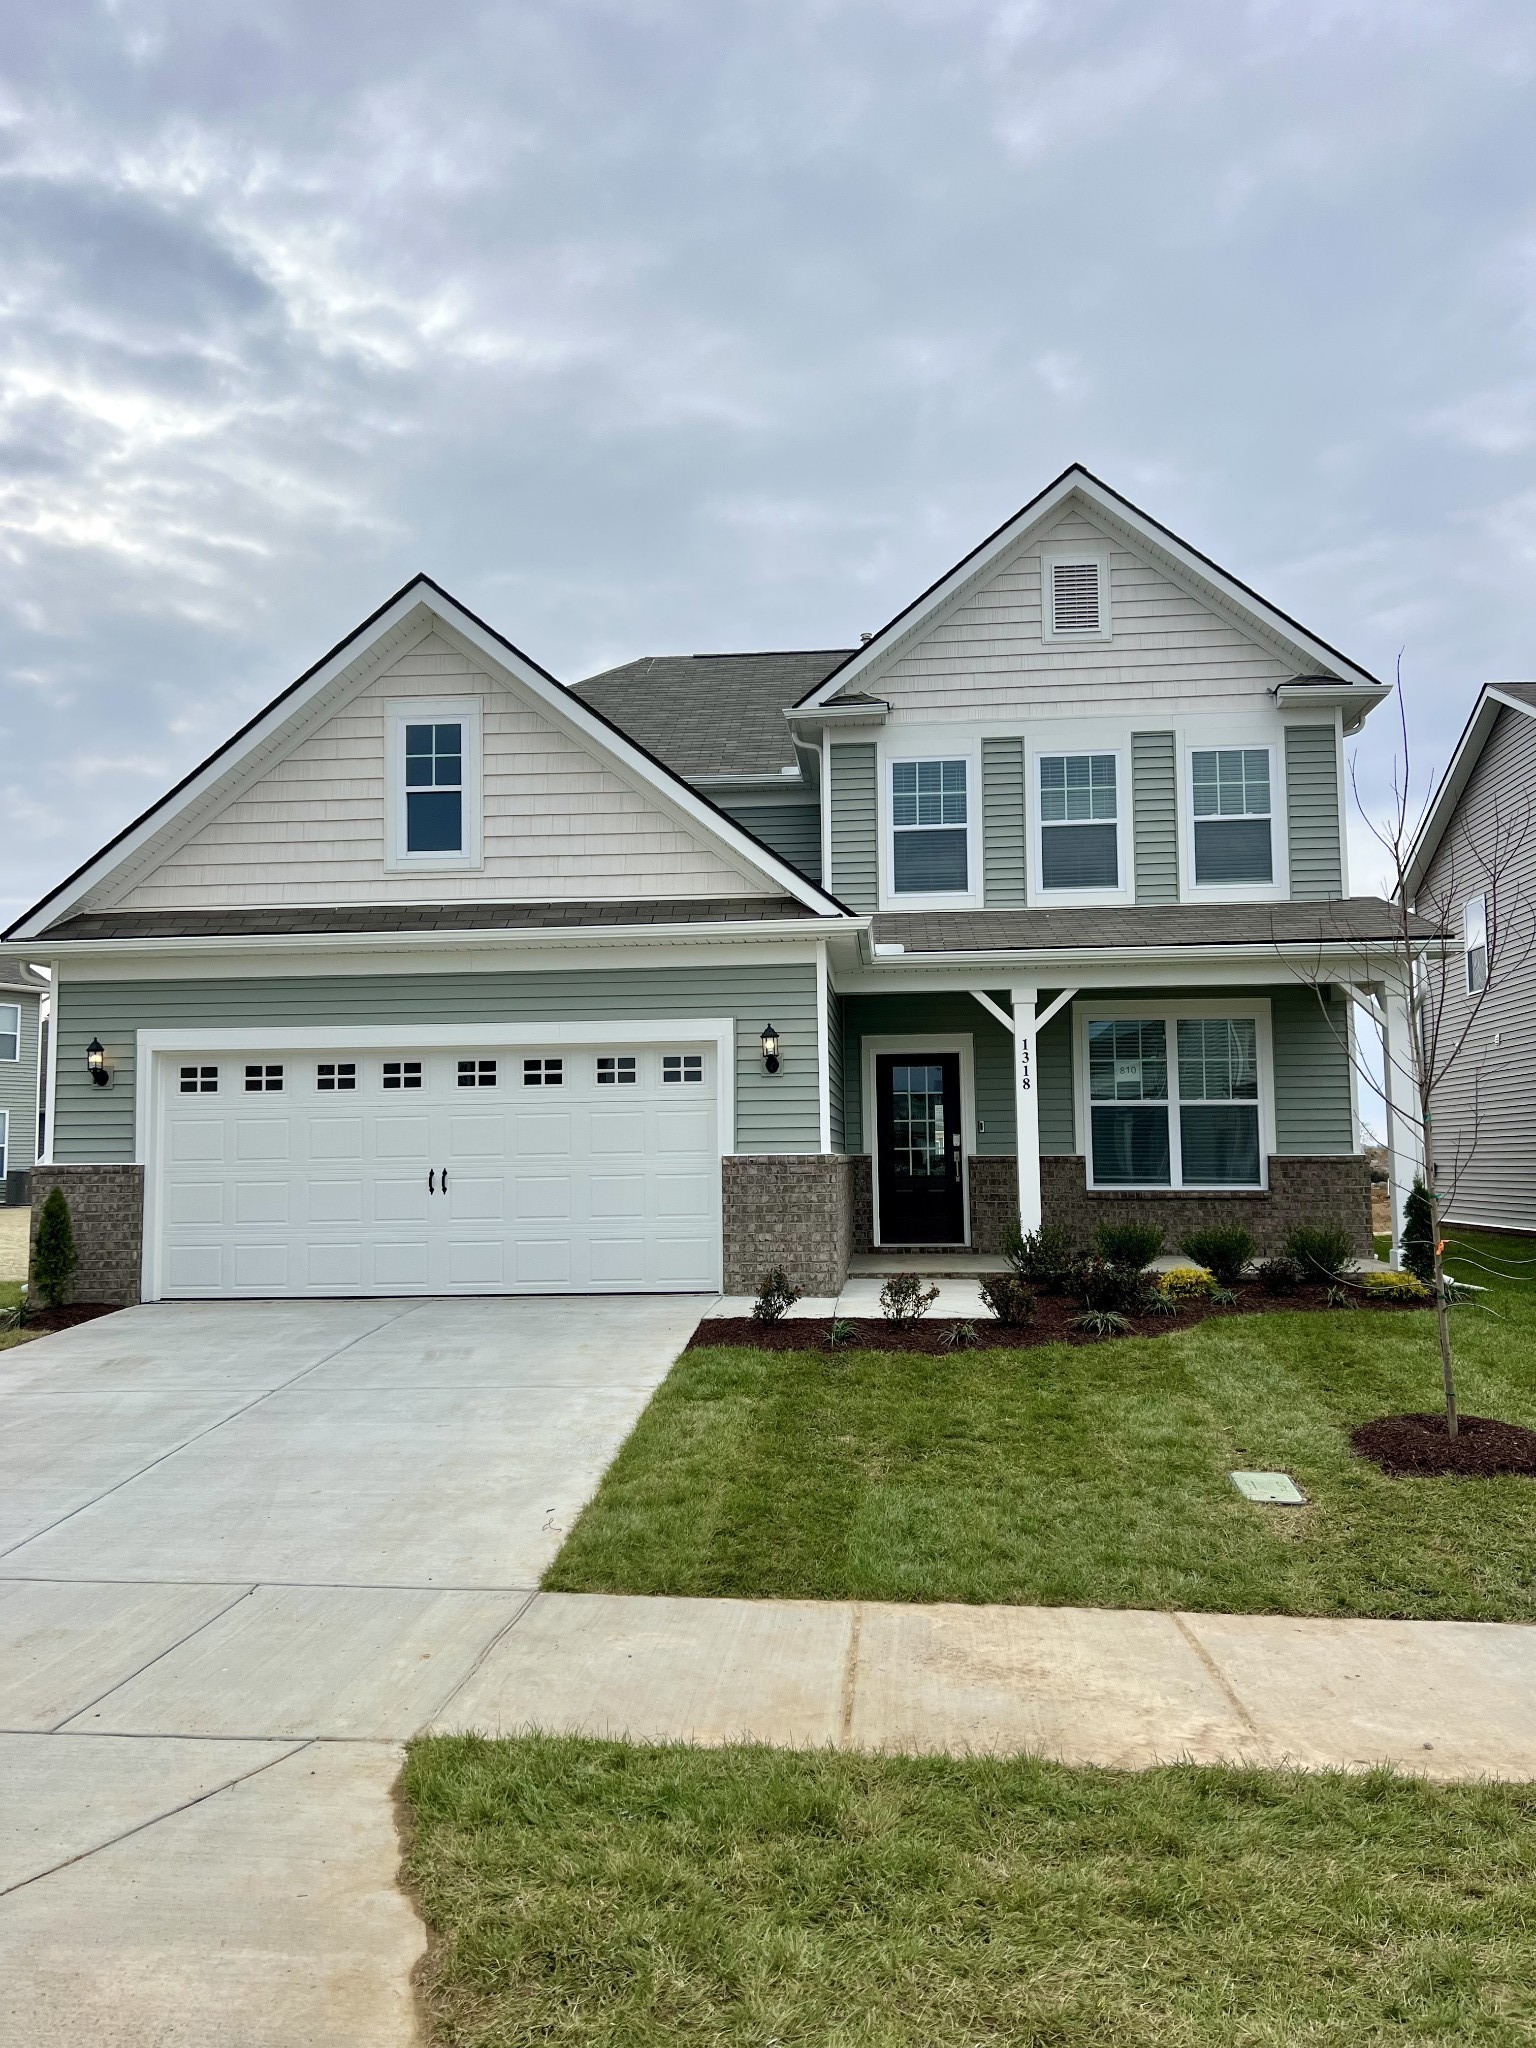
[859,1032,976,1249]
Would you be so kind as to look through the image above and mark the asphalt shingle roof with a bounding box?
[0,955,47,992]
[570,650,854,778]
[41,900,818,943]
[871,897,1443,954]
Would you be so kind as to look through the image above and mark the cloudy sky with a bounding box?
[2,0,1534,928]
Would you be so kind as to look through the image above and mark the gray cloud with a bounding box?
[2,0,1535,918]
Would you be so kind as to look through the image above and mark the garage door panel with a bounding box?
[590,1237,647,1284]
[656,1109,712,1151]
[232,1244,288,1289]
[167,1182,224,1224]
[513,1177,569,1220]
[514,1239,571,1284]
[235,1121,290,1163]
[448,1177,504,1222]
[448,1240,504,1286]
[310,1119,364,1161]
[308,1180,364,1224]
[656,1238,716,1285]
[656,1174,714,1219]
[171,1123,224,1164]
[372,1242,430,1288]
[307,1244,363,1288]
[166,1244,223,1290]
[589,1112,645,1154]
[375,1117,431,1159]
[448,1115,505,1157]
[590,1175,645,1218]
[515,1113,570,1153]
[233,1181,289,1225]
[374,1176,430,1223]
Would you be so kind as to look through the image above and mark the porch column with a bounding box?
[1010,984,1041,1234]
[1380,976,1423,1266]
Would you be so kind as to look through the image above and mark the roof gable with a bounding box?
[1404,683,1536,901]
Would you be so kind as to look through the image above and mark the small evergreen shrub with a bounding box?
[942,1320,980,1351]
[1092,1221,1164,1269]
[1178,1225,1256,1288]
[1002,1222,1079,1293]
[752,1267,802,1323]
[1401,1178,1437,1286]
[1255,1256,1305,1295]
[1073,1307,1132,1339]
[1075,1257,1152,1315]
[1285,1225,1357,1284]
[880,1273,940,1326]
[978,1273,1036,1325]
[1361,1269,1434,1304]
[32,1188,78,1310]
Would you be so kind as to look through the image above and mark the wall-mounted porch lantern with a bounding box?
[86,1037,111,1087]
[760,1024,781,1075]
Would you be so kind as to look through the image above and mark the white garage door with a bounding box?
[153,1041,721,1297]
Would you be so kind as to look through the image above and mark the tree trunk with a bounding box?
[1420,1107,1458,1439]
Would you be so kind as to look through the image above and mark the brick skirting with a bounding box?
[29,1164,146,1305]
[721,1154,856,1296]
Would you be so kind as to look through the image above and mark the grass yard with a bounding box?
[0,1279,28,1352]
[546,1234,1536,1619]
[402,1733,1536,2047]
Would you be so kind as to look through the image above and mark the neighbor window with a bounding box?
[891,759,969,893]
[1465,893,1488,993]
[404,721,463,853]
[1191,748,1273,885]
[1039,754,1119,889]
[1086,1013,1262,1189]
[0,1005,17,1062]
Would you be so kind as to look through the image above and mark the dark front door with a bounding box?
[875,1052,965,1246]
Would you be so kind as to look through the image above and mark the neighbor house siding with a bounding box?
[1131,730,1179,904]
[108,629,773,911]
[1284,724,1344,901]
[1417,702,1536,1228]
[0,993,41,1174]
[981,737,1027,906]
[52,962,821,1162]
[829,743,879,912]
[713,800,822,881]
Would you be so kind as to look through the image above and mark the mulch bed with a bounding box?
[10,1303,121,1335]
[693,1283,1423,1355]
[1351,1412,1536,1478]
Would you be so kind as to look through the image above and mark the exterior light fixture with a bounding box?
[86,1037,110,1087]
[760,1024,780,1075]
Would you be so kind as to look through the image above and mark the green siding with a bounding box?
[1131,731,1179,905]
[0,991,42,1174]
[53,963,821,1162]
[1037,1007,1076,1153]
[829,744,878,911]
[841,992,1016,1155]
[981,738,1026,906]
[1272,983,1355,1154]
[1285,725,1344,901]
[715,799,821,883]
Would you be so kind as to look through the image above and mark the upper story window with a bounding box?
[891,759,969,894]
[1042,549,1110,642]
[1039,754,1119,890]
[0,1004,18,1062]
[1465,893,1488,993]
[388,698,482,870]
[1191,748,1273,885]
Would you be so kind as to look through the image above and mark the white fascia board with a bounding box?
[835,947,1436,995]
[793,466,1383,712]
[1402,686,1536,903]
[1275,681,1393,734]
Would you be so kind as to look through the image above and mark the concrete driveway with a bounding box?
[0,1294,705,2047]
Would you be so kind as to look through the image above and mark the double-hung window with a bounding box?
[1039,754,1119,890]
[1191,748,1273,885]
[1086,1011,1263,1189]
[1465,893,1488,993]
[0,1004,18,1062]
[390,699,480,867]
[891,759,969,894]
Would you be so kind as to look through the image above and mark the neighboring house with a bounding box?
[1402,682,1536,1234]
[0,958,46,1206]
[5,466,1425,1306]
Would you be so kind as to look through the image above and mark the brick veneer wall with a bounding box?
[1040,1153,1373,1255]
[29,1164,145,1305]
[721,1154,856,1296]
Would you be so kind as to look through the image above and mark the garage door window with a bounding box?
[244,1064,283,1093]
[597,1056,637,1084]
[457,1059,497,1087]
[382,1061,422,1089]
[317,1063,356,1091]
[179,1065,218,1094]
[522,1059,563,1086]
[663,1054,703,1083]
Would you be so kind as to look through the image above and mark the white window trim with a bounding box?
[1464,892,1488,993]
[1040,546,1112,644]
[880,750,981,911]
[384,696,484,873]
[1029,744,1132,907]
[1072,998,1275,1193]
[0,1107,8,1180]
[1179,741,1286,903]
[860,1033,976,1248]
[0,1002,18,1063]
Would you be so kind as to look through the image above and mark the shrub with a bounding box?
[942,1320,980,1351]
[1401,1178,1437,1286]
[1178,1225,1256,1288]
[880,1272,940,1326]
[1074,1257,1152,1315]
[1255,1256,1304,1295]
[1158,1265,1217,1302]
[1002,1222,1080,1293]
[825,1318,857,1349]
[1073,1307,1132,1339]
[752,1267,802,1323]
[978,1273,1036,1325]
[1361,1269,1434,1304]
[1143,1288,1180,1317]
[32,1188,78,1310]
[1285,1225,1358,1284]
[1092,1221,1164,1268]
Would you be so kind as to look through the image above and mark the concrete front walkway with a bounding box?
[0,1294,707,2047]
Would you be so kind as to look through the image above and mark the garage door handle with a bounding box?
[441,1168,448,1193]
[428,1169,436,1194]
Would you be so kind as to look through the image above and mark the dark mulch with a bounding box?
[694,1283,1421,1355]
[12,1302,121,1335]
[1351,1411,1536,1478]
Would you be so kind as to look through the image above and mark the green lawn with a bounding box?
[546,1235,1536,1619]
[402,1733,1536,2046]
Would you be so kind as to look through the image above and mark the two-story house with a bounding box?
[0,958,46,1208]
[6,467,1418,1305]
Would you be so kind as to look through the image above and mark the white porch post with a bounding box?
[1380,976,1423,1267]
[1011,984,1041,1234]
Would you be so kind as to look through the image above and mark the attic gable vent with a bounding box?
[1050,560,1102,635]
